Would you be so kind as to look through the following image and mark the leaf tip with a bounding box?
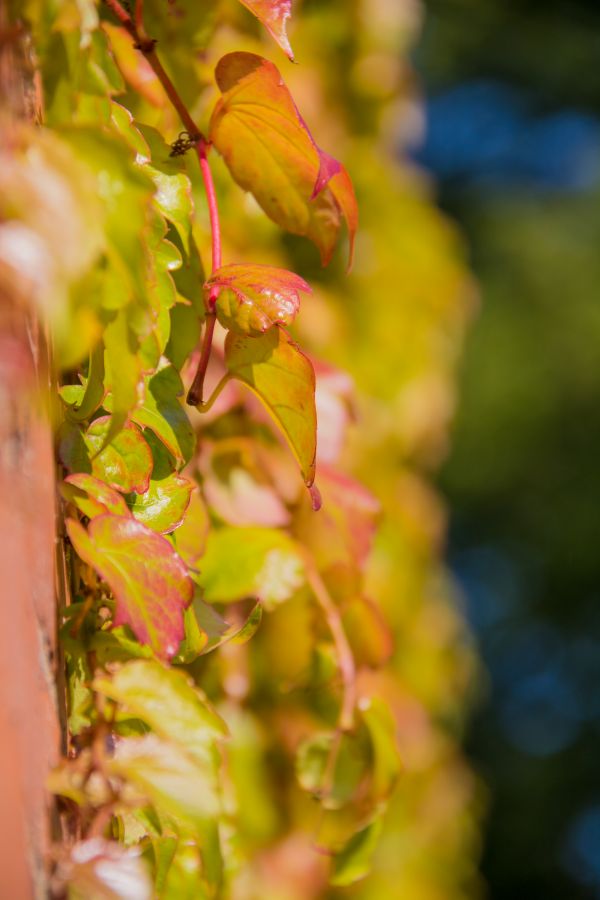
[308,483,322,512]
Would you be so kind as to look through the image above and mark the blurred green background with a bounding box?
[415,0,600,897]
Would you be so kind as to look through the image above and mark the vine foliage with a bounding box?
[3,0,480,896]
[7,0,400,894]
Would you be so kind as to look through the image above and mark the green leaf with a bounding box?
[208,263,311,336]
[237,0,294,60]
[130,362,195,466]
[62,341,105,422]
[103,309,145,443]
[136,124,194,253]
[295,729,371,810]
[59,417,153,495]
[125,473,193,534]
[107,734,220,828]
[156,838,209,900]
[360,697,401,803]
[225,328,317,486]
[210,52,358,266]
[330,817,384,887]
[63,473,131,519]
[94,660,227,765]
[67,516,193,660]
[198,527,304,609]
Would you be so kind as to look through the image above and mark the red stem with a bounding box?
[187,312,216,407]
[197,139,222,279]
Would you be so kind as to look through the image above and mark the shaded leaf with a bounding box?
[237,0,294,60]
[130,362,195,466]
[330,817,384,887]
[198,527,304,609]
[225,328,317,486]
[67,516,192,660]
[360,697,401,803]
[62,341,105,422]
[173,489,210,571]
[103,23,166,106]
[208,263,310,336]
[103,309,145,444]
[154,837,209,900]
[210,52,357,265]
[125,473,193,534]
[94,660,227,765]
[108,734,220,828]
[59,417,153,495]
[296,729,371,810]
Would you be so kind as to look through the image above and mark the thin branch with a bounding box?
[186,312,217,406]
[134,0,144,34]
[104,0,200,138]
[305,563,356,732]
[196,373,232,414]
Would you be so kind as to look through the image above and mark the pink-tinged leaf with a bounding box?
[225,327,317,486]
[103,23,166,106]
[57,838,152,900]
[59,416,153,495]
[209,52,358,266]
[63,473,131,519]
[237,0,294,60]
[294,465,380,571]
[207,263,311,336]
[66,516,193,661]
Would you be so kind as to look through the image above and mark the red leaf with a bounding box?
[237,0,294,60]
[67,516,193,661]
[207,263,311,335]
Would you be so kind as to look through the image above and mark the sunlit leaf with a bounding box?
[94,660,227,765]
[59,417,153,495]
[208,263,310,335]
[63,473,131,519]
[237,0,294,60]
[58,838,152,900]
[107,734,220,828]
[125,473,193,534]
[67,516,192,660]
[225,328,317,486]
[210,52,357,266]
[198,527,304,609]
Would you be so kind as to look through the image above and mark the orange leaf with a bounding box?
[210,52,358,267]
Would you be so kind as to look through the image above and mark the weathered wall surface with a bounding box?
[0,13,61,899]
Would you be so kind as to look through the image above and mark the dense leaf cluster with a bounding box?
[4,0,481,896]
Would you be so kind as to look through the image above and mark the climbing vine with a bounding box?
[3,0,482,896]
